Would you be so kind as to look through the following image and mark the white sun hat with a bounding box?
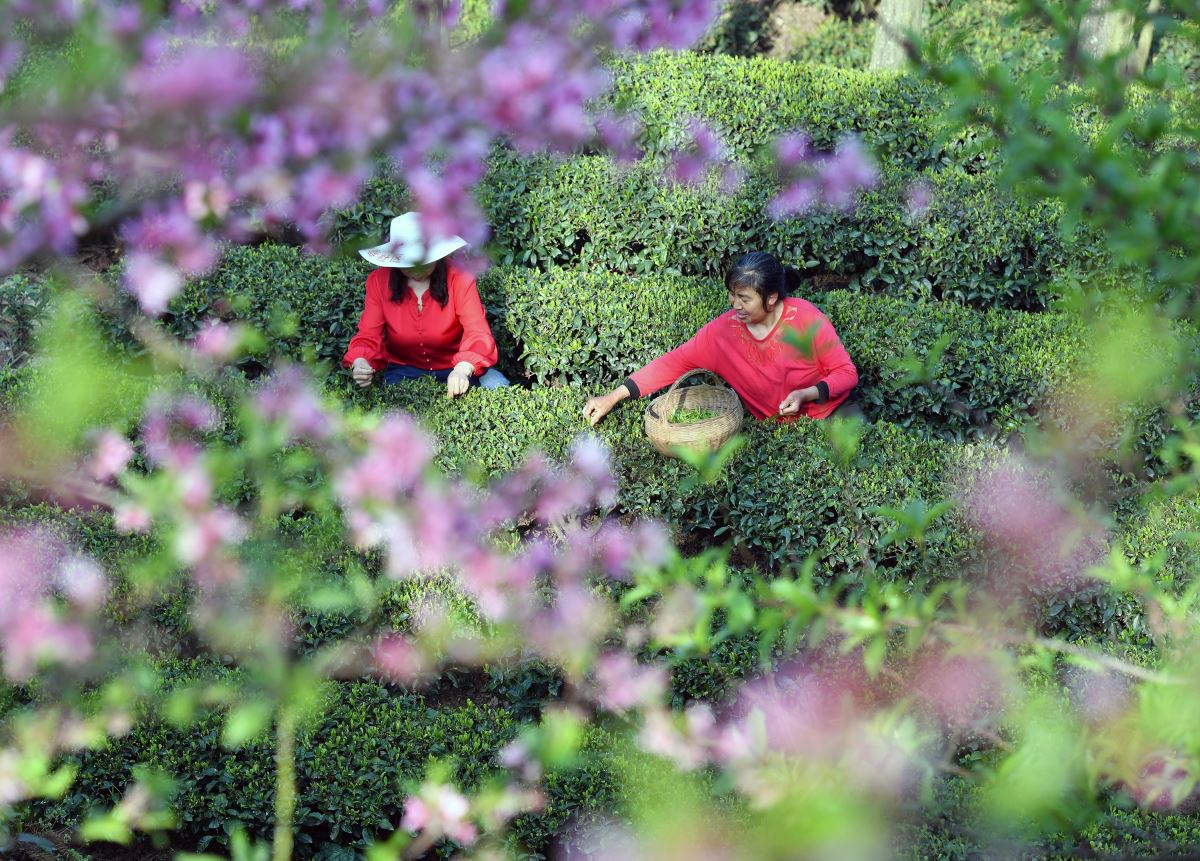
[358,211,468,268]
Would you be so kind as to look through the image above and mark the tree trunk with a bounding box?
[868,0,927,72]
[1080,1,1134,59]
[1129,0,1162,75]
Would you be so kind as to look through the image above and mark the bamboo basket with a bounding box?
[644,369,743,457]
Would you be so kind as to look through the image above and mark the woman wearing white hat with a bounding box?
[342,212,509,396]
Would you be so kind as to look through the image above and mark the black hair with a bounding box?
[388,259,449,307]
[725,251,803,307]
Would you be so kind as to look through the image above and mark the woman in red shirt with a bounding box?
[343,212,507,395]
[583,252,859,425]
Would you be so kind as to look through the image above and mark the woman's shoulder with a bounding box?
[365,267,391,289]
[782,296,830,323]
[446,261,478,292]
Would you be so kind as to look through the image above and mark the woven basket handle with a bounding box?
[656,368,722,417]
[664,368,722,397]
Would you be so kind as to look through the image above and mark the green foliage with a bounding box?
[0,273,53,370]
[605,49,945,165]
[696,0,778,57]
[31,675,517,856]
[348,380,977,579]
[477,153,1098,309]
[170,244,373,371]
[489,266,1087,440]
[670,407,719,424]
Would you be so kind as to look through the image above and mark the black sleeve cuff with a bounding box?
[622,377,641,399]
[815,381,830,404]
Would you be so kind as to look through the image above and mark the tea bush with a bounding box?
[351,379,979,579]
[490,266,1089,440]
[0,273,52,370]
[476,154,1098,309]
[604,49,946,166]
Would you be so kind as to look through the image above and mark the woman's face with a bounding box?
[400,262,436,281]
[728,285,777,325]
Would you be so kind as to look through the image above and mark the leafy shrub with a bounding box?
[351,379,978,579]
[477,153,1099,309]
[697,0,778,57]
[489,266,1087,440]
[0,273,53,370]
[605,49,945,166]
[32,674,518,856]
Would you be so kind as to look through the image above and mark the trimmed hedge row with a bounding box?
[332,173,1105,314]
[28,671,527,855]
[88,245,1083,442]
[490,266,1088,440]
[475,153,1098,310]
[604,50,947,167]
[349,379,978,579]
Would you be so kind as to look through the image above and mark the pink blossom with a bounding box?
[174,508,246,566]
[638,704,714,771]
[593,651,667,712]
[817,138,879,210]
[910,650,1007,732]
[962,456,1108,593]
[905,178,933,217]
[87,430,134,483]
[769,134,878,219]
[114,504,152,534]
[129,46,259,116]
[56,556,109,611]
[192,320,241,362]
[124,252,182,317]
[372,634,426,684]
[401,782,477,845]
[669,118,727,186]
[336,414,434,506]
[254,366,336,442]
[3,607,93,682]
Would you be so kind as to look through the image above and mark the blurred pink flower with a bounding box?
[56,556,109,611]
[192,320,240,361]
[254,366,336,442]
[0,529,101,682]
[87,430,133,482]
[962,456,1108,593]
[818,138,879,210]
[114,504,152,534]
[124,252,182,317]
[638,703,715,771]
[769,134,878,218]
[401,781,477,845]
[593,650,667,712]
[129,45,259,115]
[174,508,246,566]
[372,634,426,684]
[336,413,434,506]
[669,118,727,186]
[905,178,933,217]
[910,650,1007,732]
[3,607,93,681]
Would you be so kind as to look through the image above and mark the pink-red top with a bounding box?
[342,263,499,374]
[627,297,858,420]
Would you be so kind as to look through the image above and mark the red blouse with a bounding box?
[627,297,858,420]
[342,263,499,374]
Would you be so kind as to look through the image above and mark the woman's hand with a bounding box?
[447,362,474,398]
[779,386,818,416]
[583,385,630,426]
[351,358,375,388]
